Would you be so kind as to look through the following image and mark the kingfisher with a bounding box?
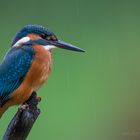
[0,25,84,118]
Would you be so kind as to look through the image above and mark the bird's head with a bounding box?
[12,24,85,52]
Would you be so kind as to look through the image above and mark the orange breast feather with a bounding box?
[11,44,52,105]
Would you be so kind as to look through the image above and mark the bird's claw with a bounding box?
[36,96,41,102]
[19,104,29,111]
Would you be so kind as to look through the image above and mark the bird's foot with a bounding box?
[19,103,29,112]
[36,96,41,102]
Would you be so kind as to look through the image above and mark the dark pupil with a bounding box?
[41,34,46,39]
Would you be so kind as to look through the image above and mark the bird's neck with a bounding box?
[32,44,52,72]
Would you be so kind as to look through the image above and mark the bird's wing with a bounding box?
[0,45,35,106]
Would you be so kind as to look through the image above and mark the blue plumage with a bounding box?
[0,45,35,105]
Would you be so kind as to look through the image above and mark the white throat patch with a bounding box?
[43,45,56,50]
[13,37,30,47]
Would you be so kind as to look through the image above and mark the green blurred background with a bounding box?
[0,0,140,140]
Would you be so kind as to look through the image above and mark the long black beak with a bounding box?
[50,40,85,52]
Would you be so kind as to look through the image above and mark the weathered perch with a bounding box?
[3,91,41,140]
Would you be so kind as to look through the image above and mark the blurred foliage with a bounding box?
[0,0,140,140]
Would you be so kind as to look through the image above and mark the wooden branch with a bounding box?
[3,91,41,140]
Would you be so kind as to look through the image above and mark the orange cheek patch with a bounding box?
[28,34,42,40]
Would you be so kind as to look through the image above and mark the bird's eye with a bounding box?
[41,34,57,41]
[40,33,46,39]
[46,35,57,41]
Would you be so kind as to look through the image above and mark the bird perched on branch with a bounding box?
[0,25,84,118]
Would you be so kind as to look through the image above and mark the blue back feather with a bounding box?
[0,45,35,102]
